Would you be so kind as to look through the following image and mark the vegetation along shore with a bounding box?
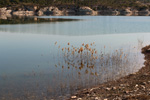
[1,0,150,17]
[68,45,150,100]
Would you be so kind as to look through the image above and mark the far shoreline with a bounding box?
[1,5,150,18]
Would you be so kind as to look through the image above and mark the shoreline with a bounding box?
[69,45,150,100]
[1,6,150,18]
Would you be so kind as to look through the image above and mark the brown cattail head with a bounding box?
[68,47,70,51]
[85,44,89,49]
[79,47,83,52]
[89,48,92,51]
[95,50,97,54]
[68,42,70,45]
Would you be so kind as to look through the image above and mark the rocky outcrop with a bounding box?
[36,6,98,16]
[37,6,62,16]
[0,7,12,19]
[77,6,98,15]
[1,6,150,16]
[62,9,76,15]
[99,8,120,15]
[0,7,12,15]
[138,9,150,16]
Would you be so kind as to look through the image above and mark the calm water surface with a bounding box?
[0,16,150,100]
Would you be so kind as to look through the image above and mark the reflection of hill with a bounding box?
[0,16,79,24]
[1,16,150,36]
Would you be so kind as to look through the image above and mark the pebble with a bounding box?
[71,96,77,99]
[113,97,122,100]
[135,84,138,87]
[141,85,145,89]
[142,82,147,85]
[125,91,129,94]
[106,88,111,91]
[95,97,101,100]
[112,87,117,90]
[120,84,124,87]
[90,88,94,91]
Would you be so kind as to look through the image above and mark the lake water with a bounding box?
[0,16,150,100]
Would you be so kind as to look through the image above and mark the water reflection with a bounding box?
[0,39,144,100]
[55,42,143,80]
[0,16,149,100]
[1,16,150,36]
[0,16,79,24]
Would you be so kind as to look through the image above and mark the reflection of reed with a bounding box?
[53,42,141,96]
[56,42,129,73]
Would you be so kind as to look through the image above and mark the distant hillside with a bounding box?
[1,0,150,10]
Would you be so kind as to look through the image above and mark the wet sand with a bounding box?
[69,45,150,100]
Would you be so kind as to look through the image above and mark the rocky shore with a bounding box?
[69,45,150,100]
[1,5,150,19]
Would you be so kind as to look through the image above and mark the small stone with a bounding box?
[141,85,145,89]
[134,72,137,74]
[142,82,147,85]
[135,84,138,87]
[136,88,139,90]
[106,88,111,91]
[137,94,141,96]
[144,73,149,76]
[77,98,82,100]
[112,87,117,90]
[125,91,129,94]
[92,93,97,97]
[134,89,137,92]
[71,96,77,99]
[95,97,101,100]
[113,97,122,100]
[120,84,124,87]
[90,88,93,91]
